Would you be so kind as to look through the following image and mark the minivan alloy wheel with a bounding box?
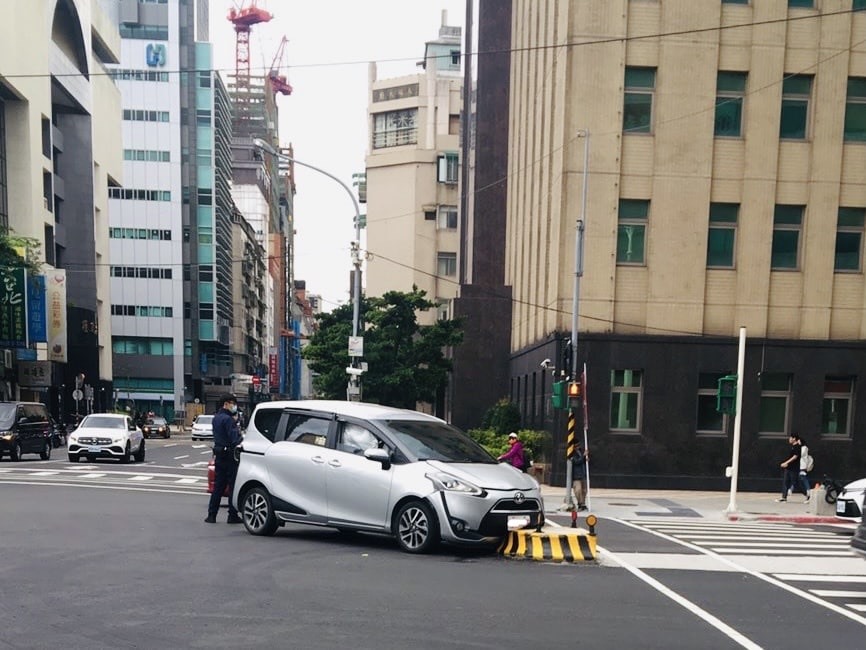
[242,487,278,536]
[395,501,439,554]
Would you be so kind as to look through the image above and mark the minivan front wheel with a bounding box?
[10,441,22,462]
[242,487,278,536]
[395,500,439,554]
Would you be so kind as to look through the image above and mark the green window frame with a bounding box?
[771,205,803,270]
[707,203,738,268]
[821,377,854,437]
[844,78,866,141]
[758,372,791,436]
[617,199,648,264]
[610,370,642,433]
[623,67,655,134]
[780,75,812,139]
[788,0,813,6]
[835,207,864,272]
[715,72,747,137]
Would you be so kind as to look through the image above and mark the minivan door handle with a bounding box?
[311,455,326,464]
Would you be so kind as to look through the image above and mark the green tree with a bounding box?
[303,287,463,408]
[0,232,42,276]
[481,398,522,436]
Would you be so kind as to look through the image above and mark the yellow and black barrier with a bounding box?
[499,527,597,562]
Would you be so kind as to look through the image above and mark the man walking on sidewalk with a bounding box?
[777,433,803,502]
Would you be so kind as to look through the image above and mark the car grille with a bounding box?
[77,437,112,445]
[477,498,542,536]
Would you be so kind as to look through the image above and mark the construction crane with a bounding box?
[228,1,273,124]
[268,36,293,97]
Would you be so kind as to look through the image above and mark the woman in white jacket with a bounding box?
[794,433,813,503]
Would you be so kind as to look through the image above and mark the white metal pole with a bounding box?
[725,326,747,514]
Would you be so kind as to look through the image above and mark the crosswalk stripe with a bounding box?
[710,548,853,556]
[848,604,866,612]
[79,473,107,479]
[28,471,59,477]
[176,478,199,484]
[129,475,153,481]
[810,589,866,598]
[774,575,866,582]
[701,541,850,548]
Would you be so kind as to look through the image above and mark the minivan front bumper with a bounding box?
[433,489,544,545]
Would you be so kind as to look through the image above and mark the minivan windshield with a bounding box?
[381,420,496,463]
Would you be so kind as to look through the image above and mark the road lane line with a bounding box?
[200,451,211,455]
[174,455,190,460]
[0,479,204,496]
[79,473,107,479]
[598,547,763,650]
[849,604,866,612]
[615,518,866,627]
[176,478,199,484]
[129,475,153,481]
[192,444,207,449]
[28,471,60,476]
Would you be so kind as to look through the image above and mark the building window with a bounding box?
[424,209,436,221]
[196,109,211,125]
[780,75,812,139]
[112,337,174,356]
[697,372,729,436]
[707,203,738,268]
[437,206,458,230]
[437,252,457,277]
[715,72,747,137]
[722,0,749,3]
[822,377,854,437]
[617,199,648,264]
[623,67,655,134]
[108,188,171,201]
[844,77,866,141]
[788,0,813,6]
[758,372,791,436]
[836,207,864,271]
[124,149,170,162]
[0,101,8,231]
[771,205,803,270]
[610,370,642,432]
[122,109,170,123]
[856,0,866,11]
[119,25,169,40]
[372,109,418,149]
[437,152,459,183]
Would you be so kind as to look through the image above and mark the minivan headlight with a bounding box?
[426,471,483,496]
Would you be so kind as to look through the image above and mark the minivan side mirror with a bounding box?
[364,447,391,470]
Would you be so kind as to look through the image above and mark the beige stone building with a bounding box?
[365,17,463,325]
[0,0,121,415]
[502,0,866,485]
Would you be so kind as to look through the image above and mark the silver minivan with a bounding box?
[233,400,543,553]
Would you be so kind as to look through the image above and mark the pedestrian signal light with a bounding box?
[567,381,582,407]
[551,381,566,410]
[716,375,737,415]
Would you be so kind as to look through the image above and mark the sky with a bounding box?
[209,1,468,311]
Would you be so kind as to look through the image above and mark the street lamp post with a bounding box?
[253,138,364,400]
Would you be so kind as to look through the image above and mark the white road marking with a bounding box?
[704,541,850,549]
[192,444,208,449]
[163,443,177,448]
[775,574,866,582]
[615,518,866,627]
[598,548,763,650]
[129,475,153,481]
[176,478,200,484]
[710,548,852,556]
[28,471,59,477]
[200,451,211,455]
[182,461,209,468]
[849,604,866,612]
[174,455,190,460]
[79,473,107,479]
[810,589,866,598]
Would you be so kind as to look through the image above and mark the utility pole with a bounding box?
[563,130,590,511]
[253,138,364,400]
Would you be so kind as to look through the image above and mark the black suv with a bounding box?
[0,402,55,461]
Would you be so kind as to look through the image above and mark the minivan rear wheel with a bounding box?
[395,500,439,554]
[242,487,278,536]
[40,440,51,460]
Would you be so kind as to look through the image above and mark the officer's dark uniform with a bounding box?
[205,397,242,523]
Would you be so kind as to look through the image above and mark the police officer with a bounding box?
[205,394,243,524]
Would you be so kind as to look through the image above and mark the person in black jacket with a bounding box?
[205,394,243,524]
[571,444,589,511]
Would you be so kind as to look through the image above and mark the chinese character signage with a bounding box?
[27,275,46,343]
[0,267,27,348]
[372,83,419,103]
[46,270,67,363]
[18,360,51,388]
[269,351,278,390]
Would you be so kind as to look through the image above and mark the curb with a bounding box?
[499,527,597,562]
[727,513,846,524]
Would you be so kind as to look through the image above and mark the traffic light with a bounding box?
[567,381,582,408]
[551,381,566,410]
[716,375,737,415]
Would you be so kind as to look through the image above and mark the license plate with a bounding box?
[837,500,847,515]
[507,515,531,530]
[88,446,102,453]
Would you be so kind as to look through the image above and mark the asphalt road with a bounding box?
[2,440,866,648]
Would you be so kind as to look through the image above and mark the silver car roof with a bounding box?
[252,400,446,423]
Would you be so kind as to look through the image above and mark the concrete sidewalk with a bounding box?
[539,484,847,525]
